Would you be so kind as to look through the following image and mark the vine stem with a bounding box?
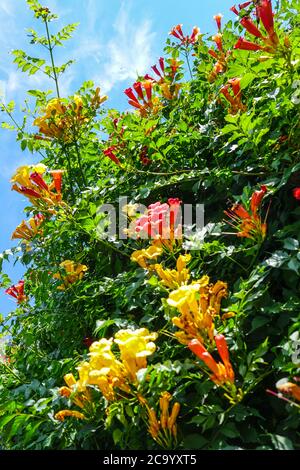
[61,144,76,203]
[74,140,87,187]
[1,362,23,382]
[44,19,60,99]
[71,125,87,188]
[133,168,266,177]
[184,49,193,80]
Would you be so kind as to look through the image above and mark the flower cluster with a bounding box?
[148,57,182,101]
[220,77,246,114]
[114,329,158,382]
[125,81,162,117]
[11,164,64,212]
[131,246,163,269]
[34,91,107,141]
[232,0,281,55]
[102,116,125,165]
[142,392,180,448]
[208,15,231,82]
[5,280,27,304]
[53,260,88,291]
[167,277,228,345]
[169,24,200,46]
[188,335,235,386]
[224,185,268,241]
[11,214,44,243]
[55,329,158,420]
[125,55,183,117]
[153,254,191,290]
[129,199,182,250]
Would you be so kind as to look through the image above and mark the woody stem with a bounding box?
[44,19,60,99]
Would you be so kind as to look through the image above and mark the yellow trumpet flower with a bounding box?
[131,246,163,269]
[54,410,85,422]
[53,260,88,290]
[167,277,228,345]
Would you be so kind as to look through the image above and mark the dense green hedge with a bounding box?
[0,0,299,450]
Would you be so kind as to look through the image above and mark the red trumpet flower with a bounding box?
[159,57,165,73]
[169,24,200,45]
[190,26,200,44]
[213,13,223,31]
[5,280,27,304]
[143,80,153,101]
[188,336,235,385]
[18,186,43,199]
[250,185,267,218]
[208,18,232,83]
[169,24,185,41]
[233,0,279,53]
[234,37,264,51]
[212,33,223,51]
[256,0,274,35]
[152,64,162,79]
[224,185,268,241]
[220,77,246,114]
[293,188,300,201]
[124,87,140,104]
[239,1,252,9]
[103,147,121,166]
[125,80,161,117]
[30,172,49,191]
[49,170,64,193]
[133,81,144,101]
[240,16,264,38]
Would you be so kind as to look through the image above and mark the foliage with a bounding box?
[0,0,299,450]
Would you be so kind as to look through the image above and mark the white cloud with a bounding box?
[0,0,15,16]
[93,1,155,94]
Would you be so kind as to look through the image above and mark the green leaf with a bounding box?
[21,140,27,151]
[240,73,256,90]
[283,238,299,251]
[183,434,208,449]
[265,251,289,268]
[270,435,294,450]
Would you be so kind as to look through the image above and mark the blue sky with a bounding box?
[0,0,234,316]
